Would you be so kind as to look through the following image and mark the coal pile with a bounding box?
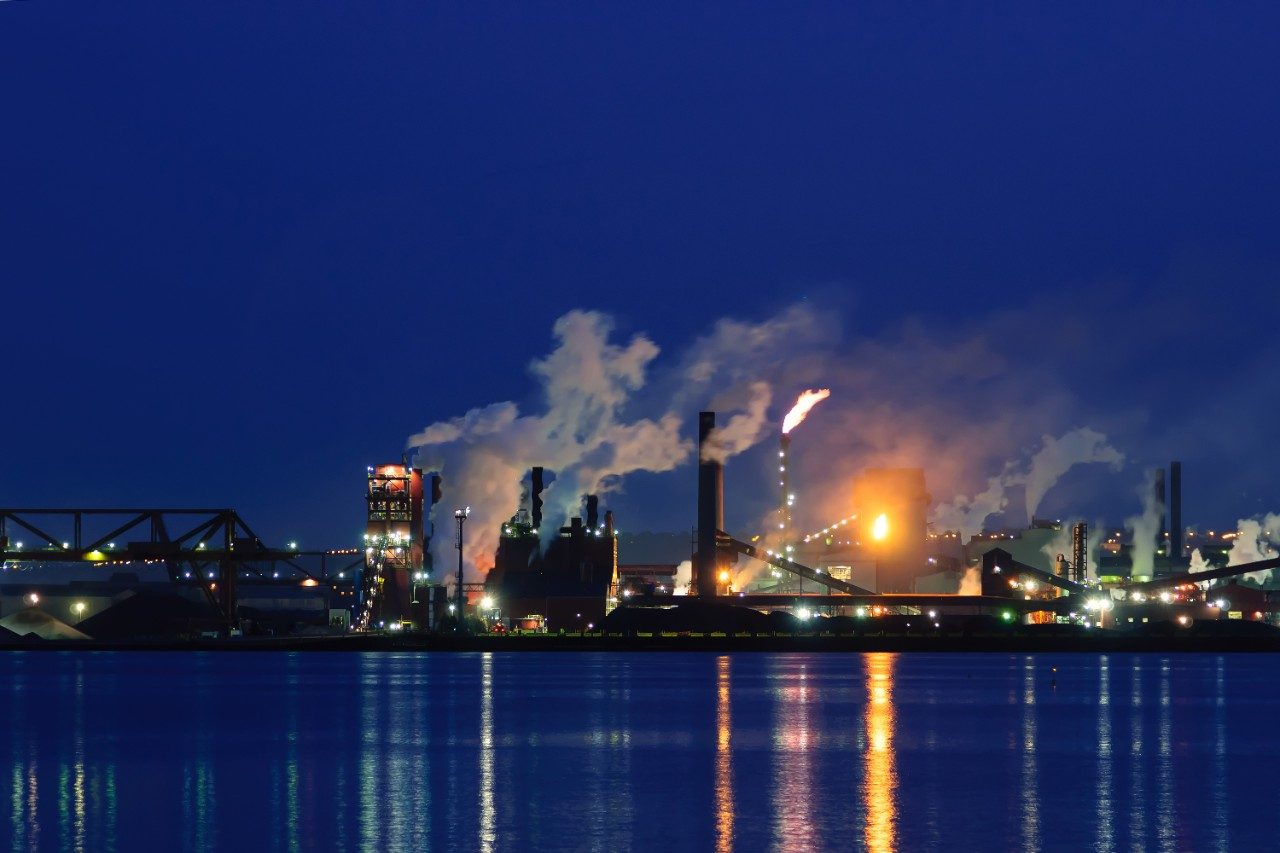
[76,590,218,640]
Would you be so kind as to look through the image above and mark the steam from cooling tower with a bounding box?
[782,389,831,435]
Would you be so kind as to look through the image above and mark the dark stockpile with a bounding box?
[76,591,219,640]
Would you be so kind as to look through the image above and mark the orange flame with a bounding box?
[782,388,831,434]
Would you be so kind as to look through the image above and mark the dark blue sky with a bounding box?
[3,3,1278,548]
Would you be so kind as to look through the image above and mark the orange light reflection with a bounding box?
[715,656,733,853]
[863,653,897,853]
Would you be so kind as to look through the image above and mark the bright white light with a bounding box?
[481,596,494,610]
[796,608,812,620]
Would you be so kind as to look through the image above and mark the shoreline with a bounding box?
[4,631,1280,653]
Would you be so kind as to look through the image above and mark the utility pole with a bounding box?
[454,507,470,633]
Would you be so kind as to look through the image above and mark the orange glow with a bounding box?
[871,513,890,541]
[717,570,731,583]
[863,653,897,853]
[715,656,733,853]
[300,578,319,587]
[782,389,831,434]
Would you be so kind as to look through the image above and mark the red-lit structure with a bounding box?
[362,464,424,628]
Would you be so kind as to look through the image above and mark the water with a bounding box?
[2,651,1278,852]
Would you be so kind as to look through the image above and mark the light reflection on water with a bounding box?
[714,656,732,853]
[862,653,896,853]
[0,651,1276,852]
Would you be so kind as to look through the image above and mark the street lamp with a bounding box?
[454,506,470,633]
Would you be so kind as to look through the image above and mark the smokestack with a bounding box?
[604,510,614,537]
[585,495,599,531]
[531,467,544,530]
[1153,467,1167,555]
[1169,460,1182,561]
[696,411,723,598]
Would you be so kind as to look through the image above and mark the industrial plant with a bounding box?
[1,405,1279,648]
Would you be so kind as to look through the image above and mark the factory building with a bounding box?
[485,467,619,632]
[362,463,439,628]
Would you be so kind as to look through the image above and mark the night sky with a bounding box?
[3,3,1278,550]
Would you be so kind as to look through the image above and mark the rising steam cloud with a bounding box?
[1125,471,1164,579]
[407,297,1146,586]
[408,308,823,583]
[930,428,1126,542]
[1227,513,1280,583]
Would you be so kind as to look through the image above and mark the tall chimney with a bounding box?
[696,411,723,598]
[531,467,544,530]
[585,495,599,531]
[1153,467,1167,554]
[1170,461,1182,560]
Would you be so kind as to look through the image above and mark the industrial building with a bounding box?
[484,467,619,632]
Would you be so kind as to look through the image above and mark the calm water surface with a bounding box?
[1,651,1277,852]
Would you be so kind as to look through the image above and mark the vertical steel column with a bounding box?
[454,509,468,633]
[1072,522,1088,586]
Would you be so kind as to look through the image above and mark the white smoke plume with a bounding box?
[409,311,692,582]
[930,429,1124,542]
[408,309,814,584]
[1039,522,1073,574]
[957,565,982,595]
[1125,471,1164,580]
[1021,428,1125,523]
[1085,519,1106,582]
[672,559,692,595]
[931,472,1013,544]
[1037,517,1106,581]
[1227,515,1280,584]
[1189,547,1214,589]
[699,382,773,463]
